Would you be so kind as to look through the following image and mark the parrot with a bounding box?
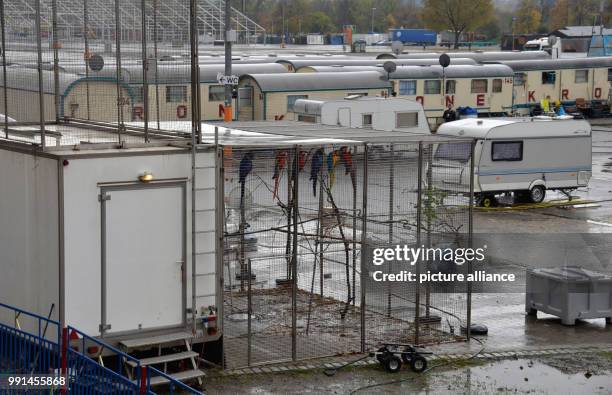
[298,150,307,172]
[239,152,254,201]
[340,146,356,190]
[327,150,339,189]
[310,149,324,196]
[272,150,288,201]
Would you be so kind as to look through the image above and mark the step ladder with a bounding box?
[192,148,219,318]
[120,331,205,387]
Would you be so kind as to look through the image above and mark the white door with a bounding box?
[101,184,185,334]
[338,108,351,126]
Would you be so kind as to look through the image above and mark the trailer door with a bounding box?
[100,182,185,335]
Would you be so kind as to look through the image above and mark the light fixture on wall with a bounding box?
[138,172,154,183]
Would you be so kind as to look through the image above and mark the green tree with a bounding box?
[422,0,494,48]
[515,0,542,34]
[304,11,335,33]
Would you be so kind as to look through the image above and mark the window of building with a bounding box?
[541,71,556,84]
[608,68,612,82]
[471,79,488,94]
[297,114,316,123]
[575,69,589,83]
[424,80,441,94]
[396,112,418,128]
[208,85,225,101]
[492,79,503,92]
[238,87,252,107]
[362,114,372,128]
[287,95,308,112]
[445,80,456,94]
[398,80,416,95]
[514,73,526,86]
[491,141,523,161]
[165,86,187,103]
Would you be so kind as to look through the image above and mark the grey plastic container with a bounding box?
[525,266,612,325]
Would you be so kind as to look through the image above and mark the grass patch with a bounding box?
[597,351,612,360]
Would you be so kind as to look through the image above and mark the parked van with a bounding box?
[433,118,592,206]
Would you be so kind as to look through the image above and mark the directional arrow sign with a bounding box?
[217,73,239,85]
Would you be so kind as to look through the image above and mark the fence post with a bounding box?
[140,366,147,394]
[360,143,368,353]
[60,327,68,395]
[291,145,299,362]
[466,140,476,341]
[247,258,252,366]
[415,142,423,345]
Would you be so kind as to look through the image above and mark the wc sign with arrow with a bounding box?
[217,73,239,85]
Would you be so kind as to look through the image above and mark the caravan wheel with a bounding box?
[529,185,546,203]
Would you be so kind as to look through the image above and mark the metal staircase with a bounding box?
[121,331,205,387]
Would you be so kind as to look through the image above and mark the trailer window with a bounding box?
[434,142,471,162]
[287,95,308,112]
[445,80,456,94]
[575,69,588,83]
[491,141,523,161]
[165,86,187,103]
[208,85,225,101]
[513,73,526,86]
[424,80,441,94]
[471,79,488,93]
[492,79,503,92]
[399,80,416,95]
[541,71,556,85]
[396,112,418,128]
[362,114,373,128]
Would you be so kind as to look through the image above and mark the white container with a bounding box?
[525,266,612,325]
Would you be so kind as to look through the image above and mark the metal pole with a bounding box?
[247,257,252,365]
[141,0,150,142]
[83,0,91,120]
[153,0,160,129]
[51,0,60,123]
[387,144,394,317]
[35,0,46,149]
[351,146,357,306]
[360,143,369,353]
[0,0,8,139]
[317,172,324,297]
[223,0,233,121]
[414,142,423,345]
[291,146,299,362]
[466,140,475,341]
[114,0,124,142]
[425,145,433,317]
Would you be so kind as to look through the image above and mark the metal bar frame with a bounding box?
[1,0,8,139]
[360,143,368,353]
[414,142,423,344]
[34,0,46,149]
[291,145,299,361]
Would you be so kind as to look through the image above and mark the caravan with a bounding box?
[433,118,592,206]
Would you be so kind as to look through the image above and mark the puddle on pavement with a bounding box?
[432,359,612,394]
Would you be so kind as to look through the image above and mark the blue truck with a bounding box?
[388,29,437,46]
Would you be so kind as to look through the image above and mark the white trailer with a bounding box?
[434,118,592,206]
[291,97,431,134]
[0,125,221,376]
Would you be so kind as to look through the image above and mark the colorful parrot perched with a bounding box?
[239,152,254,200]
[327,150,339,189]
[272,150,288,201]
[298,150,307,172]
[310,149,324,196]
[340,146,356,190]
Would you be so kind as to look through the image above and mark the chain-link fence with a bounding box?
[223,140,474,369]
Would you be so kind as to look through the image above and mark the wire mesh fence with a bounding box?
[222,140,474,369]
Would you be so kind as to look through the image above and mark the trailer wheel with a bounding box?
[529,185,546,203]
[383,355,402,373]
[480,195,496,208]
[410,355,428,373]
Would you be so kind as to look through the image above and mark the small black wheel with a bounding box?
[410,355,428,373]
[376,347,388,363]
[383,355,402,373]
[529,185,546,203]
[481,195,496,208]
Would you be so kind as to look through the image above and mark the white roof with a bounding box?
[436,118,591,139]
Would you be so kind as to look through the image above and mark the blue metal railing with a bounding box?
[0,302,61,375]
[0,303,203,394]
